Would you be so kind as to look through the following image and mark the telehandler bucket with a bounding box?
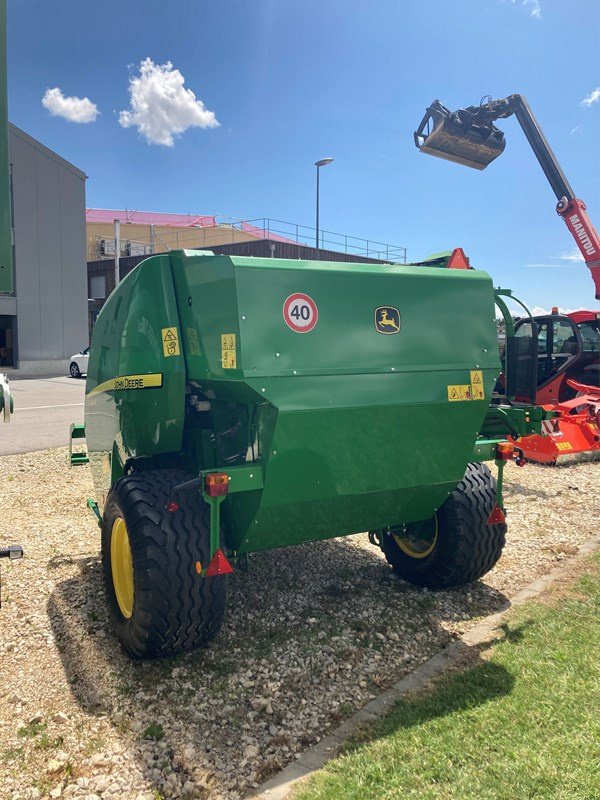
[414,99,506,170]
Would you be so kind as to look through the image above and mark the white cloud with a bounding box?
[525,249,585,268]
[42,87,99,123]
[559,248,584,262]
[530,305,585,315]
[581,87,600,107]
[119,58,219,146]
[510,0,541,18]
[523,0,541,18]
[497,302,584,320]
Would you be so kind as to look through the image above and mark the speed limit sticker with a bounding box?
[283,293,319,333]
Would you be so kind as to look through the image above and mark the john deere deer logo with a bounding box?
[375,306,401,334]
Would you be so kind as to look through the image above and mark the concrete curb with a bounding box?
[246,534,600,800]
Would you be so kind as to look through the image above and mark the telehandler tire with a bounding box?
[101,469,228,658]
[381,462,506,589]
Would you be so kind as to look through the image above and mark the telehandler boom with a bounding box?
[414,94,600,300]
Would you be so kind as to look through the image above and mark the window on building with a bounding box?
[0,316,15,367]
[89,275,106,299]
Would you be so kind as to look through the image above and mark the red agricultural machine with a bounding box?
[414,93,600,464]
[512,309,600,464]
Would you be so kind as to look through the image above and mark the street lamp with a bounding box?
[315,157,334,253]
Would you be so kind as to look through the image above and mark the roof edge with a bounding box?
[8,123,87,180]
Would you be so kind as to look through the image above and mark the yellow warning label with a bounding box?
[556,441,573,451]
[187,327,201,356]
[221,333,237,370]
[161,327,180,357]
[470,370,485,400]
[448,384,472,402]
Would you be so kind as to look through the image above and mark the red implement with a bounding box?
[519,379,600,465]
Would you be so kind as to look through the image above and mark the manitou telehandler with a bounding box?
[414,94,600,463]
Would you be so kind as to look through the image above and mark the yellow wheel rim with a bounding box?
[393,515,439,559]
[111,517,134,618]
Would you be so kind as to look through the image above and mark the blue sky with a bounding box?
[6,0,600,312]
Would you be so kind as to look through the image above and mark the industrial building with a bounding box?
[86,210,407,332]
[0,124,88,373]
[85,209,271,264]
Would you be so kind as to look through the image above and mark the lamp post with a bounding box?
[315,157,333,255]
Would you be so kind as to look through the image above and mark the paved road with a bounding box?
[0,375,85,455]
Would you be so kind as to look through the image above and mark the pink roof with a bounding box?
[239,221,301,244]
[86,208,216,228]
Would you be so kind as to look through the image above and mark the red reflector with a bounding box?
[205,548,234,577]
[487,504,506,525]
[166,501,179,513]
[447,247,470,270]
[496,442,514,461]
[204,472,229,497]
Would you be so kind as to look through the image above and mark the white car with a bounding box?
[69,347,89,378]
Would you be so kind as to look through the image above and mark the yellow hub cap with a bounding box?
[111,517,134,618]
[393,515,439,559]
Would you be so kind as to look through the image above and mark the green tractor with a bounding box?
[76,249,545,658]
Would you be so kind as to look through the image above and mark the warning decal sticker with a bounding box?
[448,371,485,402]
[448,385,472,402]
[283,293,318,333]
[556,441,573,451]
[187,327,201,356]
[470,370,485,400]
[161,327,180,358]
[221,333,237,370]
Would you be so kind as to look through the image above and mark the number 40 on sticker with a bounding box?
[283,293,318,333]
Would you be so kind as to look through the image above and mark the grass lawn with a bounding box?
[293,555,600,800]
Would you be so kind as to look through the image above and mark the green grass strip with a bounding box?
[294,557,600,800]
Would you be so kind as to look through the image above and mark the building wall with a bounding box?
[87,221,258,262]
[9,124,88,370]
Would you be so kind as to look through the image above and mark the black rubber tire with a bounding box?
[69,362,81,378]
[381,462,506,589]
[101,469,228,658]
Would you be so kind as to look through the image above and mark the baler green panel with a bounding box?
[171,252,500,553]
[85,255,186,495]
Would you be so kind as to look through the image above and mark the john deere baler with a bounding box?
[83,250,525,658]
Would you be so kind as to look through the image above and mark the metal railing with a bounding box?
[219,217,407,263]
[92,217,408,264]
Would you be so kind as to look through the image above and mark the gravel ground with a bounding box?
[0,449,597,800]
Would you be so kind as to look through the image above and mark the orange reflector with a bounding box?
[205,548,234,577]
[496,442,514,461]
[204,472,229,497]
[487,504,506,525]
[195,561,202,575]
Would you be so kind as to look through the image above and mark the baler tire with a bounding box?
[381,462,506,589]
[101,469,228,659]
